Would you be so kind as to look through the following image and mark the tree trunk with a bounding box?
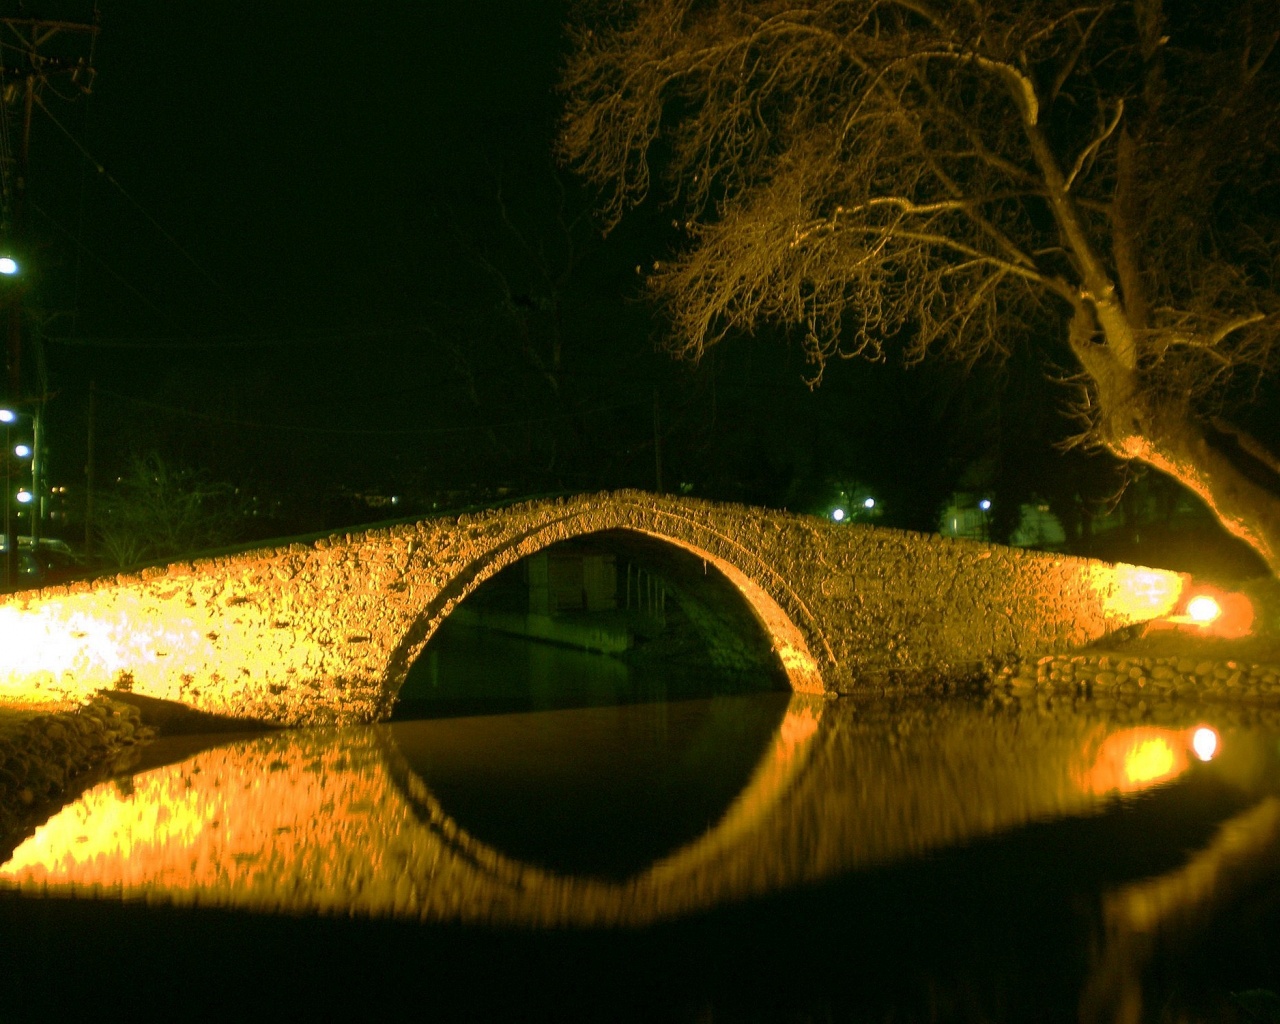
[1070,316,1280,575]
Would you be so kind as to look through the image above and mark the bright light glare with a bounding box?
[15,489,33,504]
[979,499,991,511]
[0,408,15,423]
[1124,738,1176,786]
[0,257,18,276]
[1191,726,1219,762]
[863,497,875,509]
[13,443,31,458]
[831,507,846,522]
[1186,595,1222,624]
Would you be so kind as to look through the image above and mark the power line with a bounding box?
[93,386,650,437]
[30,199,174,323]
[45,321,422,350]
[34,92,233,301]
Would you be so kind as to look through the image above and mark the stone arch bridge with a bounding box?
[0,491,1185,725]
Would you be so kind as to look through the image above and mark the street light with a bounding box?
[0,257,18,276]
[1,403,43,591]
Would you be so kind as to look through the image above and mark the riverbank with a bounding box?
[0,696,153,859]
[0,692,281,859]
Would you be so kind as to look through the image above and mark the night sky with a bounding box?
[4,1,1242,565]
[16,2,668,519]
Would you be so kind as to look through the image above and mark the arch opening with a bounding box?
[391,528,796,721]
[385,527,800,878]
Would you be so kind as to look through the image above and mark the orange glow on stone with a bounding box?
[1152,586,1254,639]
[1088,565,1184,623]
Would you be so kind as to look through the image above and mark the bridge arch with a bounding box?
[0,490,1186,726]
[382,500,829,710]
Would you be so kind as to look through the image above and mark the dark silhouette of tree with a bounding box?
[559,0,1280,572]
[95,452,247,569]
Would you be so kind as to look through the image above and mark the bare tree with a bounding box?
[96,452,246,569]
[559,0,1280,572]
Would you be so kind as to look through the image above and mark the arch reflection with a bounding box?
[386,693,792,879]
[2,701,1264,931]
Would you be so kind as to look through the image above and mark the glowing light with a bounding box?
[0,257,18,276]
[1125,738,1175,785]
[13,443,31,458]
[15,489,33,504]
[1081,727,1189,795]
[863,497,875,509]
[1191,726,1219,762]
[1155,586,1254,638]
[0,408,15,423]
[1091,565,1184,622]
[978,499,991,511]
[831,507,845,522]
[1186,595,1221,623]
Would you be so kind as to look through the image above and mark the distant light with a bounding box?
[391,496,401,506]
[0,408,15,423]
[0,257,18,276]
[1186,595,1222,624]
[1191,726,1219,762]
[863,497,875,509]
[979,499,991,511]
[15,489,33,504]
[831,507,845,522]
[13,443,31,458]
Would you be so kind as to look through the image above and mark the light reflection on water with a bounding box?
[3,687,1280,1021]
[3,696,1273,933]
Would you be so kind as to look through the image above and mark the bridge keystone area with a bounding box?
[0,491,1186,725]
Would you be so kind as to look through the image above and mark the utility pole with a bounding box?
[1,14,98,582]
[652,386,664,496]
[84,378,95,557]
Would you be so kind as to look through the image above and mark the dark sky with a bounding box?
[4,1,1130,542]
[15,0,703,513]
[49,1,567,333]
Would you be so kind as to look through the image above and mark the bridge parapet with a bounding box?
[0,491,1186,725]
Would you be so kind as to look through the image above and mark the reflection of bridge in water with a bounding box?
[0,491,1187,725]
[0,697,1243,927]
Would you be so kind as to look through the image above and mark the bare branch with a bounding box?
[1063,98,1123,192]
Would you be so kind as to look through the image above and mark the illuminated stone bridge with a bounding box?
[0,491,1186,725]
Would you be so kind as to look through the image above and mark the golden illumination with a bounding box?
[1125,738,1176,784]
[1150,586,1254,638]
[0,701,832,927]
[2,700,1148,928]
[1089,565,1184,623]
[1080,728,1189,795]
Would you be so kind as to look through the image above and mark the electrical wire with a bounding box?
[30,199,174,322]
[45,321,423,350]
[34,92,235,301]
[92,387,650,438]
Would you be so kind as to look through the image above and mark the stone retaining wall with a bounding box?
[995,652,1280,716]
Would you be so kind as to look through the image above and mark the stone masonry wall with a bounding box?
[0,491,1185,725]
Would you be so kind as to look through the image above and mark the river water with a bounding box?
[2,625,1279,1022]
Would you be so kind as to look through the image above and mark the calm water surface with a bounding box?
[2,631,1279,1022]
